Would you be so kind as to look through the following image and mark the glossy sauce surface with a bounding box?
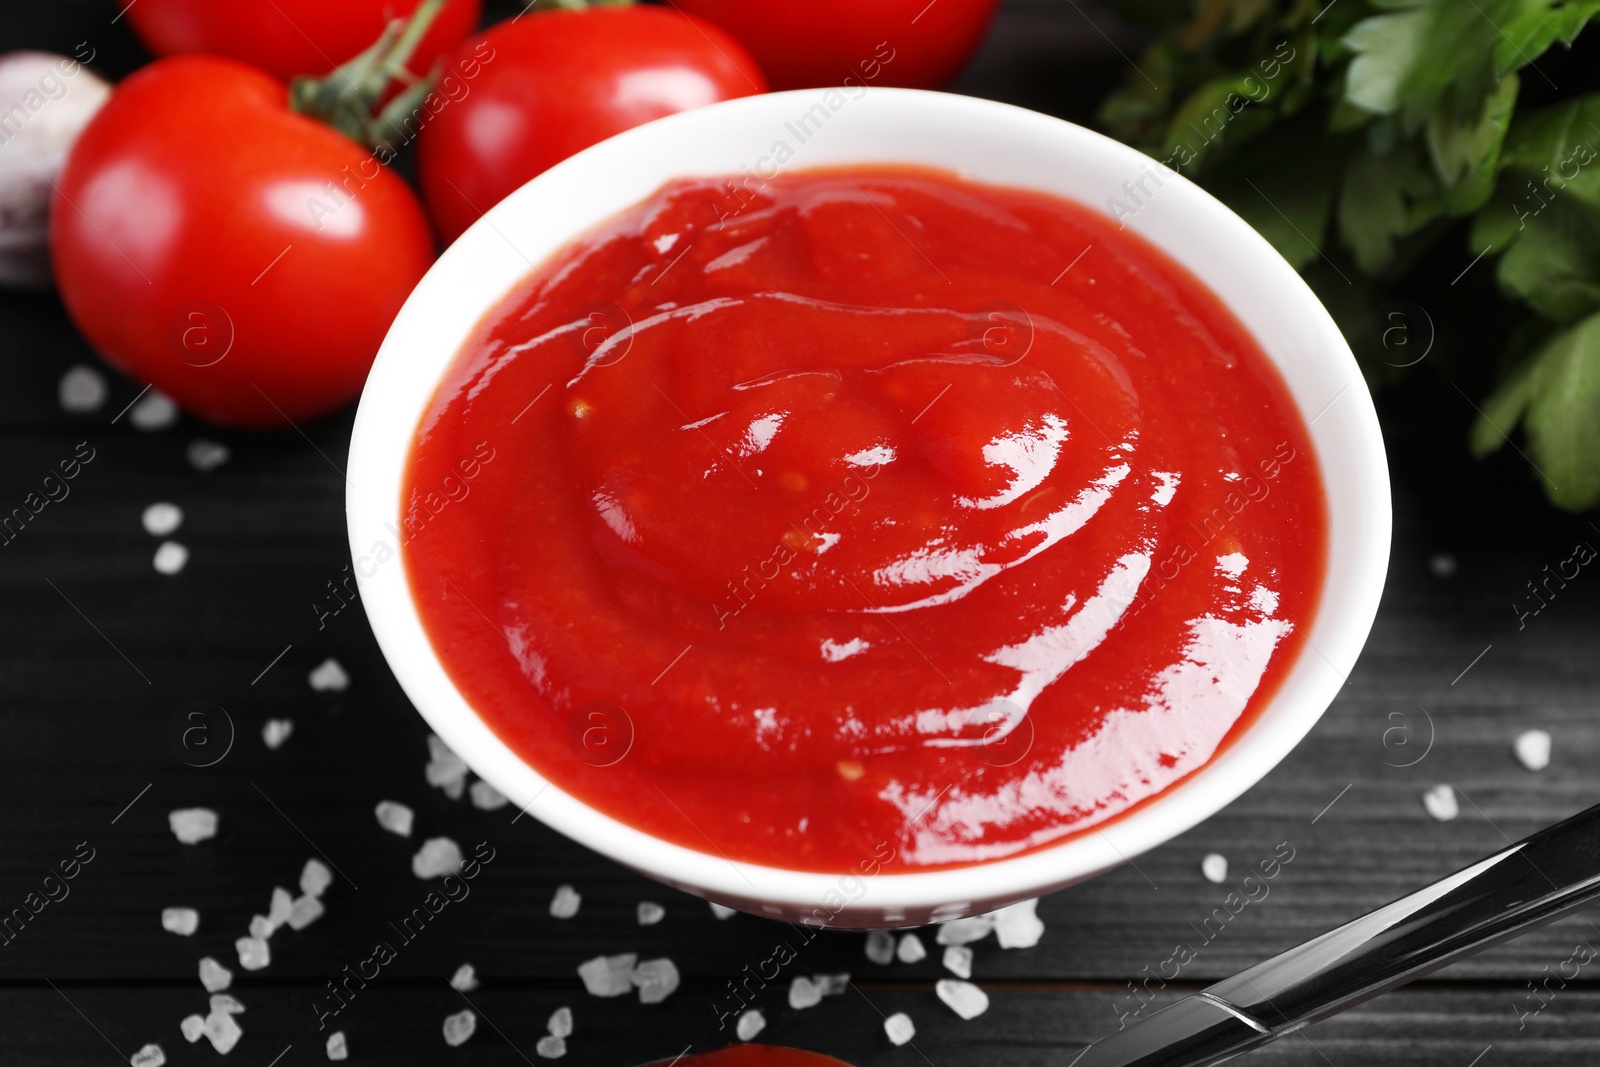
[401,167,1328,872]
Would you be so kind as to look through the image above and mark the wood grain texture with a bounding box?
[4,1,1600,1064]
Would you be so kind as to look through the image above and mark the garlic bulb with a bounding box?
[0,49,110,289]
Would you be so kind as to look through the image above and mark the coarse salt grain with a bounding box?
[326,1031,347,1061]
[440,776,465,800]
[186,438,230,472]
[180,1015,205,1043]
[884,1012,916,1046]
[161,907,198,936]
[813,973,849,996]
[287,894,325,931]
[309,658,349,692]
[864,930,895,964]
[202,1009,242,1054]
[153,541,189,575]
[261,719,293,750]
[789,975,823,1010]
[637,901,665,926]
[547,1006,572,1038]
[248,915,272,941]
[896,933,927,963]
[631,957,680,1004]
[993,898,1045,949]
[1429,552,1458,578]
[450,963,479,992]
[168,808,217,845]
[1201,853,1229,884]
[235,936,270,971]
[267,886,292,928]
[209,994,244,1016]
[1515,729,1552,772]
[943,945,973,978]
[412,837,463,879]
[301,858,333,898]
[141,502,183,537]
[1423,783,1459,822]
[709,902,736,920]
[59,365,107,413]
[735,1009,765,1042]
[442,1009,476,1047]
[130,390,179,431]
[577,953,636,998]
[374,800,414,837]
[536,1035,567,1059]
[198,957,232,992]
[468,778,509,810]
[549,884,581,919]
[936,978,990,1020]
[935,914,995,946]
[130,1042,165,1066]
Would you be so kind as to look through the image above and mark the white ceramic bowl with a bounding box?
[348,88,1390,928]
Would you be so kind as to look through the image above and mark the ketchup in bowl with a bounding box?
[401,166,1327,873]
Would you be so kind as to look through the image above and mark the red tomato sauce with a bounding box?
[401,166,1328,873]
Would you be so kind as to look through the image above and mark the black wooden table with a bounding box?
[4,2,1600,1064]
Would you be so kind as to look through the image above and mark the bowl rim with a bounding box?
[347,86,1391,917]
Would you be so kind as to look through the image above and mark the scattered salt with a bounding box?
[248,915,272,941]
[1423,783,1459,822]
[536,1035,567,1059]
[631,957,680,1004]
[936,978,990,1020]
[375,800,415,837]
[161,907,198,936]
[235,936,270,971]
[1515,729,1552,772]
[442,1009,476,1048]
[896,933,927,963]
[301,858,333,898]
[326,1031,347,1061]
[1429,552,1458,578]
[735,1009,765,1042]
[186,438,230,472]
[413,837,464,879]
[789,975,823,1010]
[267,887,293,928]
[547,1006,573,1038]
[202,1009,242,1054]
[425,734,469,792]
[130,1042,165,1066]
[884,1012,916,1046]
[993,898,1045,949]
[935,913,995,946]
[59,365,107,413]
[441,776,465,800]
[865,930,895,964]
[943,945,973,978]
[549,884,582,919]
[309,658,349,692]
[468,778,508,810]
[209,994,245,1016]
[1201,854,1229,885]
[577,953,637,998]
[709,902,736,920]
[287,894,325,931]
[180,1014,205,1042]
[130,389,179,431]
[813,973,849,996]
[261,719,293,750]
[141,502,183,537]
[198,957,232,992]
[450,963,479,992]
[637,901,665,926]
[153,541,189,575]
[168,808,217,845]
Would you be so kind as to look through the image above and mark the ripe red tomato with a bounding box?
[673,0,999,90]
[126,0,482,82]
[417,6,766,244]
[51,56,436,426]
